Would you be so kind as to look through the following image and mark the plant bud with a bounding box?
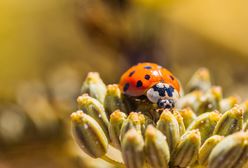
[71,111,108,158]
[187,68,211,92]
[144,125,170,168]
[138,113,155,137]
[213,105,244,136]
[176,90,203,113]
[156,110,180,152]
[120,112,143,140]
[234,133,248,168]
[77,94,110,139]
[109,110,127,149]
[121,128,145,168]
[209,131,248,168]
[81,72,106,103]
[198,135,224,165]
[173,111,186,136]
[197,86,222,115]
[171,130,201,167]
[187,111,221,143]
[177,87,222,115]
[241,100,248,124]
[219,96,239,113]
[104,84,127,118]
[177,107,197,129]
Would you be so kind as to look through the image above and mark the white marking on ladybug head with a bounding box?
[146,87,160,103]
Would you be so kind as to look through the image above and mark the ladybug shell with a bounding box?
[119,62,180,96]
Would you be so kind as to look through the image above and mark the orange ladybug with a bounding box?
[119,62,181,109]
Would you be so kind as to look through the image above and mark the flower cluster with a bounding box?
[70,69,248,168]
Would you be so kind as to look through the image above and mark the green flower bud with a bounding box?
[109,110,127,149]
[118,112,157,142]
[241,101,248,131]
[121,128,145,168]
[77,94,110,139]
[71,111,108,158]
[176,90,203,112]
[144,125,170,168]
[177,107,197,129]
[156,110,180,152]
[187,68,211,92]
[104,84,127,118]
[120,112,143,140]
[139,113,155,137]
[81,72,106,103]
[171,130,201,167]
[198,135,224,166]
[234,133,248,168]
[177,87,222,115]
[213,105,244,136]
[173,111,186,136]
[220,96,240,113]
[208,131,248,168]
[197,86,222,115]
[187,111,222,143]
[241,100,248,124]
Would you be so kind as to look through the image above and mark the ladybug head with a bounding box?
[146,83,179,109]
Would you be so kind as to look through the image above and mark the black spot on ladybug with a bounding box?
[136,80,143,87]
[129,71,135,77]
[123,83,130,92]
[165,86,174,97]
[169,75,174,80]
[153,84,165,97]
[144,74,150,80]
[144,66,152,69]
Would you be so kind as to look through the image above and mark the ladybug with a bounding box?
[119,62,181,109]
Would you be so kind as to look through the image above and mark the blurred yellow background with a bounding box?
[0,0,248,167]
